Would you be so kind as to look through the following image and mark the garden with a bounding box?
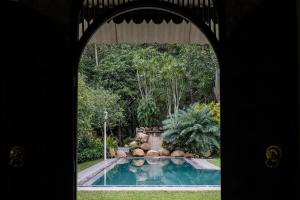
[77,43,220,165]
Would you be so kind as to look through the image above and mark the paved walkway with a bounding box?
[77,158,118,186]
[187,158,220,170]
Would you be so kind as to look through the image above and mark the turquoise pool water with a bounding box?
[91,158,220,186]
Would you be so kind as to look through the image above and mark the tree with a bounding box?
[77,73,94,137]
[77,72,124,151]
[178,44,218,103]
[91,86,124,130]
[160,53,187,115]
[132,47,161,99]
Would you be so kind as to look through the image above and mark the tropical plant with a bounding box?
[162,104,220,156]
[137,96,159,127]
[194,102,220,125]
[106,134,119,150]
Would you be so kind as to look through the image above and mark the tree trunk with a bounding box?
[94,43,98,66]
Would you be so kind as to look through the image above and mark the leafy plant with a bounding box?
[77,134,103,163]
[162,104,220,156]
[137,96,159,127]
[123,136,134,145]
[194,102,220,125]
[106,134,118,150]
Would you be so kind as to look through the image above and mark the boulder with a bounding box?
[136,132,149,143]
[129,141,138,149]
[109,148,116,157]
[132,148,145,157]
[129,141,138,148]
[146,150,160,157]
[117,150,127,158]
[171,150,185,157]
[140,143,150,151]
[184,152,194,158]
[159,148,170,156]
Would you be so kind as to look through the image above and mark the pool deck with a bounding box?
[187,158,220,170]
[77,158,118,186]
[77,157,220,191]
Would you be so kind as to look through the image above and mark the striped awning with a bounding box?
[86,19,211,44]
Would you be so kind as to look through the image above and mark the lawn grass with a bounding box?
[77,159,102,172]
[77,191,220,200]
[208,158,221,167]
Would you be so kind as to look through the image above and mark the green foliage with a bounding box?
[77,74,94,137]
[137,96,159,127]
[84,44,139,127]
[77,134,103,163]
[77,73,124,162]
[78,73,124,131]
[178,44,218,103]
[106,135,118,150]
[123,136,134,145]
[194,102,220,125]
[78,43,219,151]
[91,86,124,129]
[162,104,220,156]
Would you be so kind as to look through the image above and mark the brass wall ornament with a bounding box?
[9,146,26,168]
[265,145,282,168]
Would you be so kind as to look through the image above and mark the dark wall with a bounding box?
[222,1,299,200]
[2,0,299,200]
[2,2,74,200]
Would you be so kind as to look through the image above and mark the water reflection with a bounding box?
[92,158,221,186]
[171,158,185,165]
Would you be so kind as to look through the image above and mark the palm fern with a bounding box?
[162,104,220,156]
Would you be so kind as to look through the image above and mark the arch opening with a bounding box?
[76,1,222,197]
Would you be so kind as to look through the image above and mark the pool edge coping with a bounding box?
[77,186,221,191]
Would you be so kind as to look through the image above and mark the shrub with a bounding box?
[162,104,220,156]
[123,136,134,145]
[194,102,220,125]
[137,96,159,127]
[77,134,103,163]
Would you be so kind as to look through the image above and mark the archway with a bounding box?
[75,0,223,196]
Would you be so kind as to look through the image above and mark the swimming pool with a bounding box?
[83,157,220,187]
